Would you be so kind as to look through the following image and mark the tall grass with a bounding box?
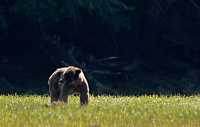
[0,95,200,127]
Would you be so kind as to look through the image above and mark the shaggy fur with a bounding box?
[48,66,89,105]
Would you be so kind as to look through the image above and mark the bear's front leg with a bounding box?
[60,95,68,103]
[80,84,89,106]
[58,86,69,104]
[49,84,60,103]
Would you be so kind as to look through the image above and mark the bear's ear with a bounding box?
[74,69,81,79]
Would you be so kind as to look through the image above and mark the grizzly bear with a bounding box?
[48,66,89,105]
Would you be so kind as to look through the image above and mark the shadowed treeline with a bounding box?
[0,0,200,95]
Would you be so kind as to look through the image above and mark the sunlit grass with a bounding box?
[0,95,200,127]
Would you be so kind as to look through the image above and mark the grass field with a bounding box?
[1,95,200,127]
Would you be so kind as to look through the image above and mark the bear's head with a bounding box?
[58,67,82,94]
[63,69,81,82]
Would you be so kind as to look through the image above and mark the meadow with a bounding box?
[0,95,200,127]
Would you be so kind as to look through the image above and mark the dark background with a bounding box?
[1,0,200,95]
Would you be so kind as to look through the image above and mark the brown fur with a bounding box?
[48,66,89,105]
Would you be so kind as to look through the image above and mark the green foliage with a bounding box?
[11,0,134,29]
[1,0,200,94]
[13,0,60,23]
[1,95,200,127]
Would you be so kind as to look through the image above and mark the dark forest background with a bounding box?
[0,0,200,95]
